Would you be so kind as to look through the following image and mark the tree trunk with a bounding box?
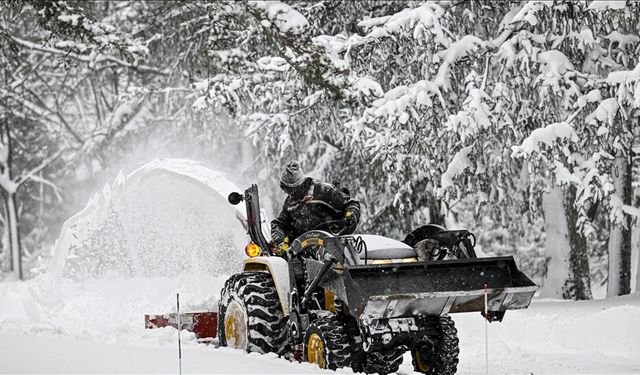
[634,193,640,293]
[606,152,633,297]
[0,121,22,280]
[1,199,8,274]
[541,185,593,300]
[428,194,445,227]
[564,184,592,300]
[6,192,22,279]
[540,186,571,299]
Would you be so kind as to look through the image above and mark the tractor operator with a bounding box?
[270,161,360,254]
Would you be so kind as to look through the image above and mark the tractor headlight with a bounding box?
[245,242,261,257]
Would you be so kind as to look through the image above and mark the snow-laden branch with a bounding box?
[440,146,474,190]
[248,1,309,35]
[7,35,169,76]
[246,1,355,100]
[511,122,578,158]
[350,3,448,51]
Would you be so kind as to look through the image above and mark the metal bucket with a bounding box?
[340,256,537,320]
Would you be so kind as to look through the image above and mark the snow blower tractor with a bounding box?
[218,184,537,374]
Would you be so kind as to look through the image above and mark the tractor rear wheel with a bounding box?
[217,272,287,354]
[411,316,459,375]
[303,315,352,370]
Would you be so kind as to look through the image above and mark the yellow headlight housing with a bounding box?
[245,242,261,257]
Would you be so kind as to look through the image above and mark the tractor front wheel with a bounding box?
[361,347,405,375]
[217,272,287,354]
[303,315,352,370]
[411,316,459,375]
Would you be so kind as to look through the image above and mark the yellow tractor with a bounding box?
[218,184,537,374]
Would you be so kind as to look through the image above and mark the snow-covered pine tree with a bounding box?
[507,1,640,298]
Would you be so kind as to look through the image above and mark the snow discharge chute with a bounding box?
[51,158,249,281]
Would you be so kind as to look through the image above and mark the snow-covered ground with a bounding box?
[455,295,640,374]
[1,283,639,374]
[2,159,639,374]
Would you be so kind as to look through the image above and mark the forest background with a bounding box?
[1,0,639,301]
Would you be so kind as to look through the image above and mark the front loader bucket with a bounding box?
[342,256,537,320]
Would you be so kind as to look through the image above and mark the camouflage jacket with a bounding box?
[270,178,360,244]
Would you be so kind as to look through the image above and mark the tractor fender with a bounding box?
[243,257,291,316]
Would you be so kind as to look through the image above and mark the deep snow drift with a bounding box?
[1,158,639,374]
[2,293,639,374]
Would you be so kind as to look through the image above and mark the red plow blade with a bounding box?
[145,312,218,339]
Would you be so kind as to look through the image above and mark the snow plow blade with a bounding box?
[343,256,537,321]
[144,312,217,339]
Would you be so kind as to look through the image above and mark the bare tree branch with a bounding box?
[25,173,63,202]
[15,149,64,188]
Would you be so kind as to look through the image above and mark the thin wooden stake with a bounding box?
[484,283,489,375]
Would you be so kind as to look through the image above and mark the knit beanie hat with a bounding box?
[280,161,305,188]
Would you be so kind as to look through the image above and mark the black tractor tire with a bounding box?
[411,316,459,375]
[217,272,287,354]
[303,315,352,370]
[361,346,405,375]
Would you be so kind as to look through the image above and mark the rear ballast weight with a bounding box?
[218,184,537,374]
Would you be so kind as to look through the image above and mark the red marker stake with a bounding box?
[484,283,489,375]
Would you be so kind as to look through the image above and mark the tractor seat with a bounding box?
[356,235,417,261]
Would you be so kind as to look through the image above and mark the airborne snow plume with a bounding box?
[52,158,248,280]
[0,159,248,342]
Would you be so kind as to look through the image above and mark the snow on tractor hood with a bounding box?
[51,158,249,281]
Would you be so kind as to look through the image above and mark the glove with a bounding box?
[272,237,290,256]
[344,210,358,233]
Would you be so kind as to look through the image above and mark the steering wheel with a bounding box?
[287,220,348,260]
[312,219,349,236]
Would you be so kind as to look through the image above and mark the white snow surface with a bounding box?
[2,159,640,373]
[1,284,639,373]
[357,234,416,260]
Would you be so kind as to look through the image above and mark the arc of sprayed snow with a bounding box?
[50,158,247,280]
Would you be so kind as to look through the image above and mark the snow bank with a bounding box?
[454,294,640,374]
[0,273,228,343]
